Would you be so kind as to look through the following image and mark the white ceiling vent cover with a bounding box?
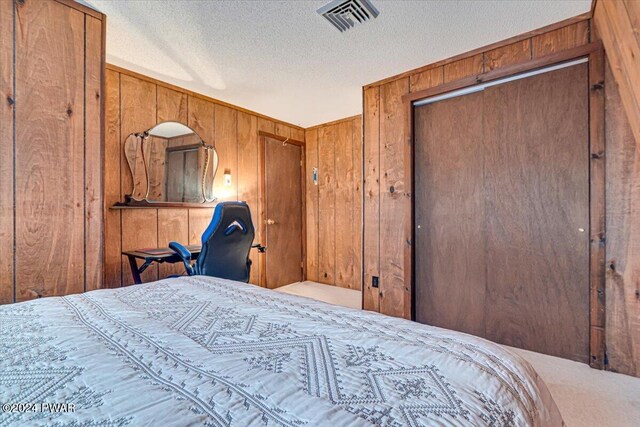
[317,0,379,32]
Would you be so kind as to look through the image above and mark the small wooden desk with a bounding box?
[122,245,201,284]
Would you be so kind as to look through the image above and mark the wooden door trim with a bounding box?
[258,131,305,146]
[258,135,307,288]
[405,43,606,368]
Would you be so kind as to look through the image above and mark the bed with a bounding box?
[0,276,562,426]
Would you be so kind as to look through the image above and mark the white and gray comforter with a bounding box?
[0,276,563,426]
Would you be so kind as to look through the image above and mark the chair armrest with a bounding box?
[252,243,267,253]
[169,241,195,276]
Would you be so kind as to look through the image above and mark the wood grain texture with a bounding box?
[594,0,640,147]
[379,78,409,318]
[483,64,590,363]
[363,87,380,312]
[188,209,214,245]
[414,92,486,337]
[104,70,121,288]
[121,209,158,285]
[187,96,214,146]
[318,124,336,284]
[305,128,319,282]
[604,62,640,376]
[84,15,103,291]
[532,21,589,57]
[0,0,14,303]
[410,67,443,93]
[334,120,355,288]
[237,111,260,285]
[15,0,85,300]
[157,209,189,278]
[274,122,292,139]
[258,118,275,134]
[484,39,532,71]
[291,127,305,142]
[443,54,483,83]
[352,116,363,292]
[157,86,187,123]
[214,104,238,201]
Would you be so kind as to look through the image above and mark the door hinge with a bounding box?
[300,261,304,268]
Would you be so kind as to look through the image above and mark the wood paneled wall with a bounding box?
[593,0,640,377]
[105,65,304,287]
[0,0,104,303]
[362,11,640,376]
[363,16,592,319]
[305,116,362,290]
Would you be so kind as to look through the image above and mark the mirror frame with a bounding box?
[115,121,219,208]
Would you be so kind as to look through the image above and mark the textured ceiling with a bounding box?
[83,0,591,127]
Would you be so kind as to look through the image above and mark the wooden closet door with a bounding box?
[414,92,487,337]
[483,63,590,362]
[414,62,590,363]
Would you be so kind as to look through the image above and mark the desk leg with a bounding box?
[127,255,143,285]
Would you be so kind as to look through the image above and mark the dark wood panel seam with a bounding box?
[12,0,16,302]
[118,72,123,286]
[83,14,87,292]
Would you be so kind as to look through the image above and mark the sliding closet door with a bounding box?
[414,62,589,362]
[483,63,589,362]
[414,92,486,337]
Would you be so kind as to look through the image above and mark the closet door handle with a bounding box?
[266,219,276,225]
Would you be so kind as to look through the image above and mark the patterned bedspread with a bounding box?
[0,276,563,426]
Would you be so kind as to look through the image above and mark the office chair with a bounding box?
[169,201,265,283]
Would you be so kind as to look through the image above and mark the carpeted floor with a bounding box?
[276,281,640,427]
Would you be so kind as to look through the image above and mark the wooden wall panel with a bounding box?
[305,128,319,282]
[410,67,443,93]
[594,0,640,147]
[157,209,189,278]
[484,39,531,71]
[443,54,483,83]
[274,122,292,138]
[187,96,214,145]
[352,116,363,294]
[84,16,103,291]
[0,0,14,304]
[104,66,303,288]
[363,87,380,312]
[604,63,640,377]
[318,125,336,284]
[119,75,157,282]
[532,21,589,57]
[362,16,594,323]
[15,0,85,301]
[237,111,260,285]
[157,86,187,123]
[334,120,355,288]
[214,105,238,201]
[379,77,410,318]
[104,70,121,288]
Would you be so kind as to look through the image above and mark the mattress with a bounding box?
[0,276,563,426]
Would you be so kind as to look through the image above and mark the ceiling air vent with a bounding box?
[317,0,379,32]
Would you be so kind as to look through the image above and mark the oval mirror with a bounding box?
[123,121,218,204]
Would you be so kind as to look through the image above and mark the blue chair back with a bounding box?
[195,201,255,282]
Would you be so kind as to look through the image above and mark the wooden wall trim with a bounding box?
[305,114,362,131]
[364,12,592,90]
[593,0,640,145]
[106,64,305,133]
[55,0,104,20]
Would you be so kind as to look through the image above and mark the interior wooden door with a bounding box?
[262,137,304,288]
[414,62,590,362]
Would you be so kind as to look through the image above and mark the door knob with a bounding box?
[266,219,276,225]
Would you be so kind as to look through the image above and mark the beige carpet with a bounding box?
[275,281,640,427]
